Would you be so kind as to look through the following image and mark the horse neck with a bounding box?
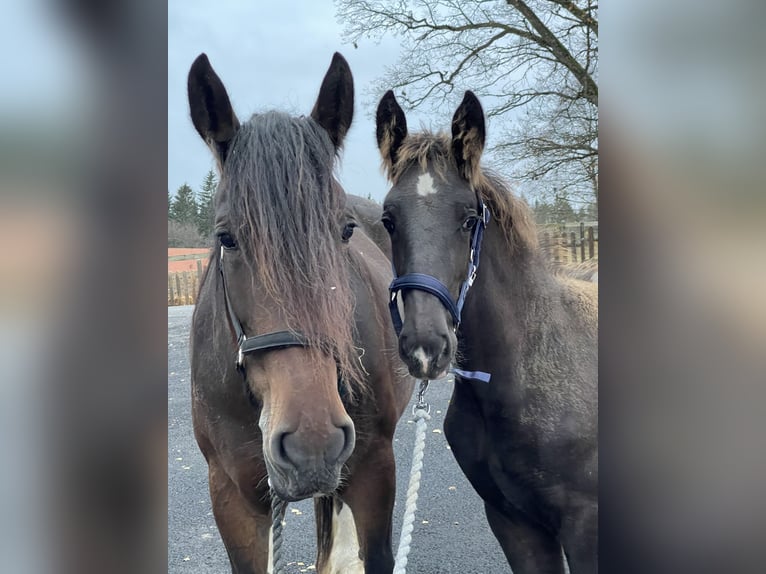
[461,222,553,347]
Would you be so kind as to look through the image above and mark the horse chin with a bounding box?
[405,359,452,381]
[265,462,341,503]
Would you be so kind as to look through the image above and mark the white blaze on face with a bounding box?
[324,501,364,574]
[416,172,437,196]
[413,347,430,374]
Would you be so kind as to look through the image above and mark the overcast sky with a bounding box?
[168,0,408,203]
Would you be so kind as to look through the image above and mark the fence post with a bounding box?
[168,274,174,306]
[579,223,585,262]
[587,227,595,259]
[185,272,192,305]
[175,274,182,306]
[570,231,577,262]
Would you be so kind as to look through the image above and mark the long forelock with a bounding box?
[219,111,365,392]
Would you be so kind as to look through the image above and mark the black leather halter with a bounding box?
[218,246,310,372]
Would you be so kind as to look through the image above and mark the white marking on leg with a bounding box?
[416,172,436,196]
[325,501,364,574]
[413,347,430,374]
[267,525,274,574]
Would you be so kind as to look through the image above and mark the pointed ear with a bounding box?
[375,90,408,175]
[451,91,486,181]
[187,53,240,167]
[311,52,354,149]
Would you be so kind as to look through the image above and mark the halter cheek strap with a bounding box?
[388,202,492,383]
[218,247,310,371]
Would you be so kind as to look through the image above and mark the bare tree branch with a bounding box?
[336,0,598,201]
[548,0,598,35]
[505,0,597,105]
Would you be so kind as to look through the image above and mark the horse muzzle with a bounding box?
[398,325,455,380]
[264,421,355,501]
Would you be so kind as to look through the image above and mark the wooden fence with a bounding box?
[168,259,206,306]
[540,223,598,264]
[167,223,598,306]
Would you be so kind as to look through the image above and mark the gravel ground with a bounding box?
[169,305,509,573]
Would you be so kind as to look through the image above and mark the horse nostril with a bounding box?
[271,421,355,471]
[270,429,292,469]
[440,334,451,359]
[329,419,355,466]
[323,426,346,465]
[398,332,411,354]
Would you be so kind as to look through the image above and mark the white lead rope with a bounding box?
[393,379,432,573]
[270,491,287,574]
[270,380,432,574]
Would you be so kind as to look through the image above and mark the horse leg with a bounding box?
[315,495,365,574]
[208,461,272,574]
[559,500,598,574]
[484,502,566,574]
[445,384,564,573]
[324,440,396,574]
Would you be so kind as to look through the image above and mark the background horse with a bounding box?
[375,90,598,573]
[346,194,392,260]
[557,258,599,284]
[188,53,413,574]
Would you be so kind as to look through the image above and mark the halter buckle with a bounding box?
[412,379,431,414]
[235,334,246,369]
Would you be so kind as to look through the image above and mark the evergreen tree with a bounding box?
[533,200,553,224]
[585,201,598,221]
[551,195,577,223]
[170,183,198,224]
[196,170,217,240]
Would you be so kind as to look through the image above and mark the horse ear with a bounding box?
[451,91,486,181]
[311,52,354,149]
[187,53,240,167]
[375,90,408,175]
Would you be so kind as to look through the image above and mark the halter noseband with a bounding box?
[388,199,492,383]
[218,246,310,372]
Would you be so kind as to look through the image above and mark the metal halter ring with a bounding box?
[412,379,431,415]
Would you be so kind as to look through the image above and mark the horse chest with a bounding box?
[446,384,568,528]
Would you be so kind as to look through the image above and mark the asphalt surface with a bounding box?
[169,305,510,573]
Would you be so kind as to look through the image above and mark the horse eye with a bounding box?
[342,222,357,242]
[217,232,237,250]
[381,217,395,234]
[462,216,478,231]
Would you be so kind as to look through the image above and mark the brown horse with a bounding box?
[188,53,413,574]
[346,194,391,260]
[375,90,598,573]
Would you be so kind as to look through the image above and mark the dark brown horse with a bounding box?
[346,194,391,260]
[375,90,598,573]
[188,53,413,574]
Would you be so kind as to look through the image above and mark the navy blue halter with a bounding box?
[388,200,492,383]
